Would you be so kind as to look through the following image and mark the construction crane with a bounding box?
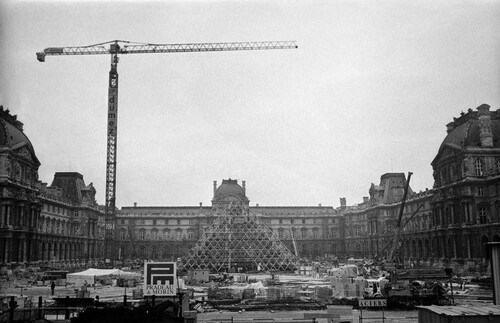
[388,171,413,261]
[289,227,299,257]
[36,40,298,259]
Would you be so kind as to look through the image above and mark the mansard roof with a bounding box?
[0,106,40,166]
[432,104,500,165]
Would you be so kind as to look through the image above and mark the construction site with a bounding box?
[2,3,500,320]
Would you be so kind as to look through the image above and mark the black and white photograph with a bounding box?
[1,0,500,321]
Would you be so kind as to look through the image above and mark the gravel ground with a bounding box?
[197,309,419,323]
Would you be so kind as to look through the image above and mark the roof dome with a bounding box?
[434,104,500,162]
[0,107,40,165]
[212,179,249,203]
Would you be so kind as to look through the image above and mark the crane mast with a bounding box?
[37,40,298,260]
[387,171,412,261]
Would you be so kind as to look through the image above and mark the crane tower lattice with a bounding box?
[37,40,298,259]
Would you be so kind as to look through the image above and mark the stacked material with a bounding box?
[315,286,333,300]
[66,268,140,287]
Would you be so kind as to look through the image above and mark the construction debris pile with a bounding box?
[186,258,495,313]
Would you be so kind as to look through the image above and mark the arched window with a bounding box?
[151,229,158,240]
[312,228,319,239]
[139,229,146,240]
[354,226,360,237]
[163,228,170,240]
[176,228,182,240]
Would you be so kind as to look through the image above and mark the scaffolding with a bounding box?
[182,200,298,273]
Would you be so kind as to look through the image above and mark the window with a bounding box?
[140,219,145,225]
[188,231,194,240]
[278,228,284,239]
[301,227,307,239]
[121,219,125,224]
[153,219,157,225]
[139,229,146,240]
[302,219,306,224]
[477,186,484,196]
[478,207,488,224]
[355,226,360,237]
[279,219,282,224]
[290,219,294,224]
[474,158,484,176]
[177,219,181,225]
[312,228,319,239]
[152,229,158,240]
[120,229,126,240]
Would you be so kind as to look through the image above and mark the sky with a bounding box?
[1,0,499,208]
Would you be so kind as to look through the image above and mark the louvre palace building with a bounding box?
[1,104,500,273]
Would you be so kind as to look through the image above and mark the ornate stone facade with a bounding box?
[0,107,105,268]
[0,106,42,265]
[115,179,342,261]
[342,174,433,263]
[342,104,500,272]
[4,104,500,273]
[430,104,500,270]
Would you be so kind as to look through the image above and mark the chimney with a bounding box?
[340,197,346,210]
[213,181,217,195]
[446,121,456,134]
[134,202,137,207]
[242,180,246,193]
[318,203,322,207]
[363,197,369,203]
[478,104,493,147]
[199,202,202,208]
[256,203,259,207]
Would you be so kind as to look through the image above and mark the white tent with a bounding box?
[67,268,140,286]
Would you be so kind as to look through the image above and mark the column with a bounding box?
[6,205,11,226]
[5,239,10,263]
[22,238,27,262]
[0,204,4,226]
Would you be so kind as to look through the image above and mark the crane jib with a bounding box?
[36,39,297,260]
[44,47,65,54]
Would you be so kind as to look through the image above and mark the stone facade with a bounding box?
[115,179,342,261]
[430,104,500,270]
[342,174,433,263]
[3,104,500,272]
[0,107,105,268]
[341,104,500,272]
[0,106,42,265]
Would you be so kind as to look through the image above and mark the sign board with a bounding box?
[358,299,387,307]
[143,262,177,296]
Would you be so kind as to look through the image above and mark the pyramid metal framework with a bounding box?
[182,200,298,273]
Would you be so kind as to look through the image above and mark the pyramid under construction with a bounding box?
[182,179,298,273]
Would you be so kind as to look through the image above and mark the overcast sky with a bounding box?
[1,0,499,208]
